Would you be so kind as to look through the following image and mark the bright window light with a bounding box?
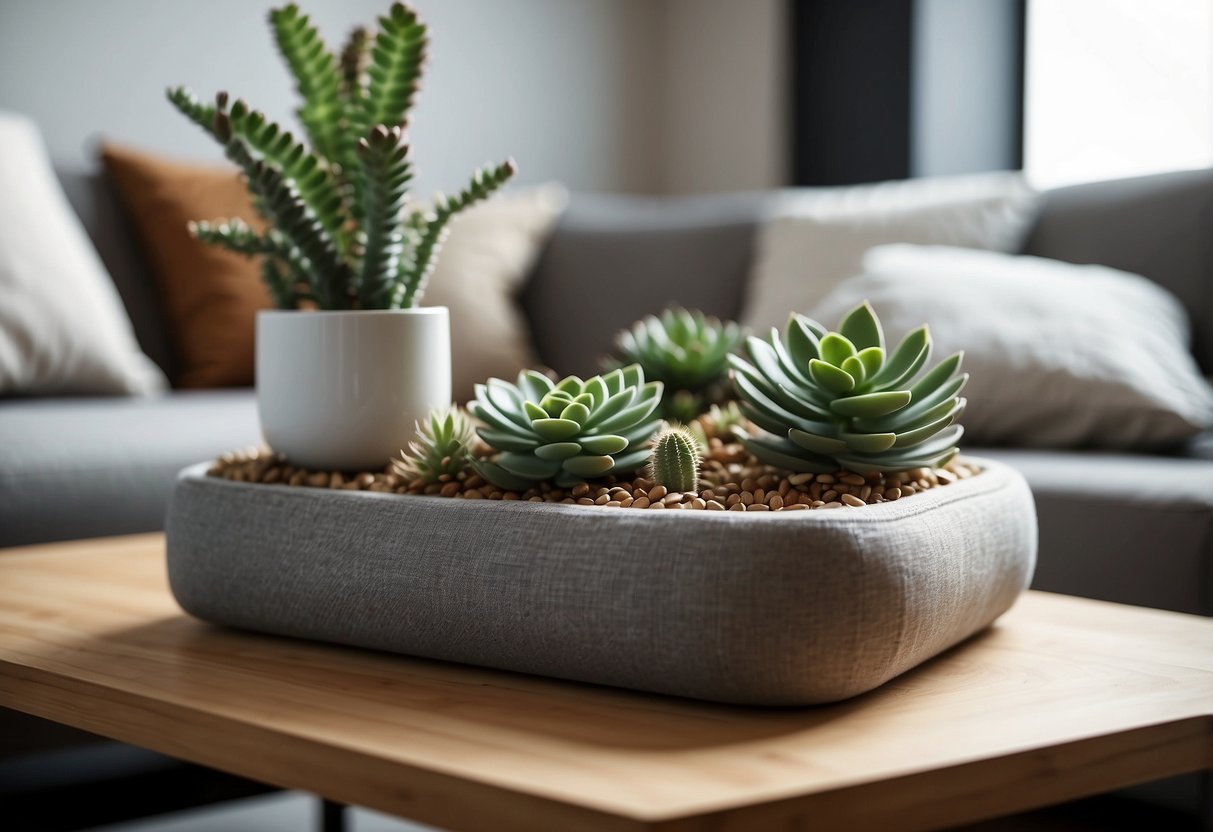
[1024,0,1213,189]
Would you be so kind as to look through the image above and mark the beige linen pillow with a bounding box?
[743,172,1040,333]
[0,113,165,395]
[811,245,1213,448]
[424,184,567,401]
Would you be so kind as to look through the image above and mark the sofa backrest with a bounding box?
[1021,168,1213,373]
[60,167,1213,383]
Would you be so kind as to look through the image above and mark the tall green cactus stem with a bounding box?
[730,302,967,474]
[167,2,514,310]
[648,427,700,493]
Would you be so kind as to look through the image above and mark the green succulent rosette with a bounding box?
[613,307,743,422]
[729,302,967,474]
[470,365,663,489]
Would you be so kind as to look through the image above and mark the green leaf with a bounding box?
[579,434,628,455]
[787,429,848,455]
[518,370,555,404]
[892,412,956,448]
[530,418,581,441]
[560,402,591,425]
[856,346,884,379]
[841,355,867,387]
[809,359,855,393]
[497,452,561,479]
[910,351,964,399]
[869,326,930,390]
[523,401,548,422]
[561,455,615,478]
[469,458,534,491]
[269,4,345,165]
[738,433,837,474]
[840,431,898,453]
[819,333,857,367]
[476,427,539,452]
[354,124,412,306]
[838,301,884,351]
[829,390,912,418]
[534,442,583,461]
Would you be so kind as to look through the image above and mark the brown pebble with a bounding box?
[749,503,770,512]
[648,485,667,501]
[503,492,520,501]
[560,497,575,504]
[605,500,622,508]
[529,496,544,502]
[577,497,594,505]
[594,494,610,505]
[690,497,706,510]
[783,503,809,511]
[841,493,865,507]
[822,489,839,503]
[632,496,650,509]
[768,494,784,510]
[263,467,282,484]
[810,500,826,507]
[288,470,307,487]
[464,474,484,488]
[728,503,746,511]
[664,493,683,506]
[440,482,460,498]
[788,473,814,486]
[821,501,843,509]
[620,497,634,508]
[355,473,375,488]
[840,473,866,486]
[648,500,665,509]
[706,500,725,511]
[571,483,590,497]
[860,485,872,501]
[816,473,836,484]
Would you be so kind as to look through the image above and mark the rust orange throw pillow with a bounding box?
[101,144,270,388]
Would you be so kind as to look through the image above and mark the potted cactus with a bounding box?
[169,2,515,470]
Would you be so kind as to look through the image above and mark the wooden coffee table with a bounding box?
[0,534,1209,831]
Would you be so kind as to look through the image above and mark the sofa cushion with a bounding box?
[972,448,1213,615]
[521,192,772,375]
[0,391,260,547]
[1021,168,1213,373]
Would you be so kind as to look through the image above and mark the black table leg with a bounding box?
[320,798,347,832]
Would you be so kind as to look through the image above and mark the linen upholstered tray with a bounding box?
[165,457,1036,706]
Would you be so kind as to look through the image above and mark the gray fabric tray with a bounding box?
[165,458,1036,706]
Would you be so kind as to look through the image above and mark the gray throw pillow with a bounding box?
[811,245,1213,449]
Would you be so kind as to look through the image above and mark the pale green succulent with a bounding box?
[392,406,474,483]
[469,366,663,489]
[613,307,743,422]
[729,302,967,474]
[648,427,701,493]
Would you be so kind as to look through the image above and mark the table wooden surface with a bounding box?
[0,534,1209,832]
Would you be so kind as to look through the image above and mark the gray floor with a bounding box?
[88,792,437,832]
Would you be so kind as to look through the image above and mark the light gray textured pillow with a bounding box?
[0,112,165,395]
[811,245,1213,448]
[742,172,1041,333]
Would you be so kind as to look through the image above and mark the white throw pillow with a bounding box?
[742,172,1040,333]
[0,113,166,395]
[811,245,1213,448]
[422,183,567,402]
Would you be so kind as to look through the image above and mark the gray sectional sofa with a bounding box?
[3,167,1211,616]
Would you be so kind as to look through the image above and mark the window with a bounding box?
[1024,0,1213,188]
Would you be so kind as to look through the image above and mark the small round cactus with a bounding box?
[647,427,701,493]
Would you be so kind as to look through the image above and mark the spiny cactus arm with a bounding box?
[394,158,516,307]
[217,117,352,308]
[188,219,313,308]
[354,125,413,308]
[222,97,349,253]
[340,26,370,100]
[166,87,217,135]
[353,3,427,135]
[268,4,345,165]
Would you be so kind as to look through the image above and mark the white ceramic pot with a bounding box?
[256,308,451,471]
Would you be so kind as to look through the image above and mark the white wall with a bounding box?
[0,0,785,195]
[654,0,787,194]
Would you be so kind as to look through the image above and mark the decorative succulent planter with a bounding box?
[166,457,1037,706]
[257,308,451,471]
